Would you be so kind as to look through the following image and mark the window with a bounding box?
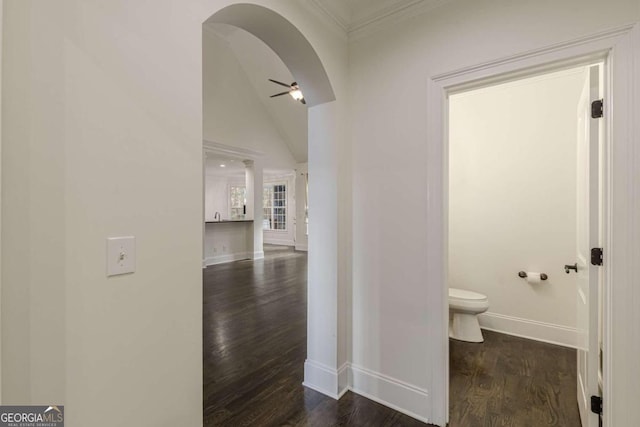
[229,186,246,219]
[263,183,286,230]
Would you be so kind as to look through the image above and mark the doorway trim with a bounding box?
[427,23,640,426]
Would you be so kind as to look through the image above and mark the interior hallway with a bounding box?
[203,245,430,426]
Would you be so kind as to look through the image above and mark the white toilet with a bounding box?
[448,288,490,343]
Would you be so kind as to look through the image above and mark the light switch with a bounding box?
[107,236,136,277]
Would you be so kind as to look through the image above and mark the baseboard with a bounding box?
[295,243,308,251]
[349,364,431,424]
[303,362,433,424]
[263,237,295,246]
[303,359,341,399]
[479,312,577,348]
[252,251,264,260]
[337,363,349,398]
[204,252,251,266]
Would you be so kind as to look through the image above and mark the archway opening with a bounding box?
[201,4,338,424]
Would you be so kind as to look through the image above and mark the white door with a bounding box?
[576,64,601,427]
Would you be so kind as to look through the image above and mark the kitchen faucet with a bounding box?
[214,212,221,221]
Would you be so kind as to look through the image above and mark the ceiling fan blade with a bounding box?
[268,79,292,88]
[270,91,290,98]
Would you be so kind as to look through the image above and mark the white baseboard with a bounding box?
[263,237,295,246]
[349,364,431,424]
[204,251,251,266]
[303,362,432,424]
[303,359,341,399]
[294,243,308,251]
[252,251,264,260]
[337,363,349,398]
[479,312,577,348]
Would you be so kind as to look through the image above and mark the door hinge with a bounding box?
[591,99,604,118]
[591,247,603,266]
[591,395,603,415]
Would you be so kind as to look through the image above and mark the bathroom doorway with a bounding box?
[446,63,604,426]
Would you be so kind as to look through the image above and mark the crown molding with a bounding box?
[349,0,424,33]
[203,140,264,160]
[349,0,452,41]
[306,0,349,33]
[305,0,453,42]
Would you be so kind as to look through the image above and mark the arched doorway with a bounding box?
[201,3,345,417]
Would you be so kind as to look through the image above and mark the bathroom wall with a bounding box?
[449,68,585,347]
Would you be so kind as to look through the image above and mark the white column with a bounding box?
[202,150,207,269]
[244,160,264,260]
[304,102,345,397]
[295,163,308,251]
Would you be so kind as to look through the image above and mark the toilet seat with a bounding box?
[449,288,487,301]
[449,288,489,312]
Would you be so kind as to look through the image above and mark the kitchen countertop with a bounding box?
[205,219,254,224]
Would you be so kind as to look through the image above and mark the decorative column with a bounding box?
[202,150,208,268]
[244,160,264,260]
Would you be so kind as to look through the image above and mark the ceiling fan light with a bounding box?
[289,89,304,101]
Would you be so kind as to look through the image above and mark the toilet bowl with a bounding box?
[449,288,489,343]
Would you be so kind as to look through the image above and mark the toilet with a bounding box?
[449,288,490,343]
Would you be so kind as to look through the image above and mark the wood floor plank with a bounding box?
[449,330,581,427]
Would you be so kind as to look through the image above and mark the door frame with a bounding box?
[426,23,640,426]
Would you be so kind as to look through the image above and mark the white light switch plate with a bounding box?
[107,236,136,276]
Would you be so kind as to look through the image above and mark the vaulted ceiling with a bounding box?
[207,24,309,164]
[203,0,435,166]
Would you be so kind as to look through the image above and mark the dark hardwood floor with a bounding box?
[203,245,580,426]
[449,330,581,427]
[203,245,430,426]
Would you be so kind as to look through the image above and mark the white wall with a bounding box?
[204,173,243,221]
[349,0,639,423]
[1,1,349,425]
[2,1,66,404]
[0,0,3,403]
[204,175,228,221]
[449,69,584,347]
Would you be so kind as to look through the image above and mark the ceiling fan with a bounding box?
[268,79,306,104]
